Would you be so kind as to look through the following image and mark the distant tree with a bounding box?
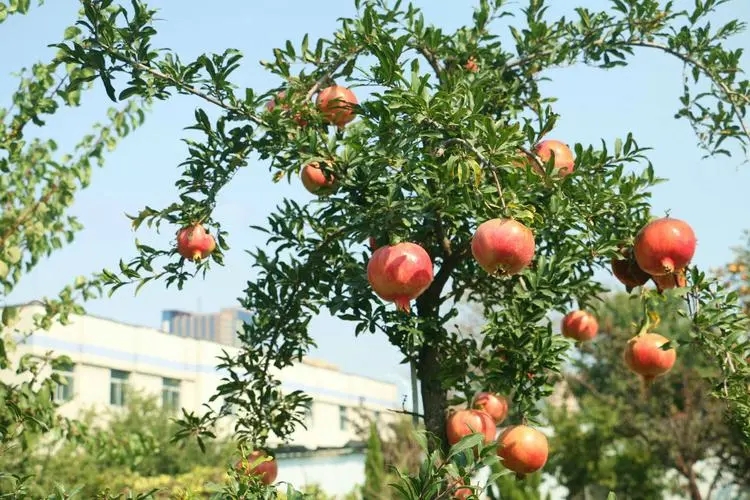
[364,421,387,498]
[546,292,750,500]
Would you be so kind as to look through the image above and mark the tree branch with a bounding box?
[0,184,58,249]
[627,39,750,144]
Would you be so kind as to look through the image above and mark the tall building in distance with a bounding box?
[160,307,253,347]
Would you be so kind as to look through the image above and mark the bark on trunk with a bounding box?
[687,469,703,500]
[418,342,449,454]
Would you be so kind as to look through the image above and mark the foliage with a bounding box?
[3,0,750,498]
[547,291,750,500]
[364,421,387,498]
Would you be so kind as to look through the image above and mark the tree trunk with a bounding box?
[418,342,449,454]
[686,468,703,500]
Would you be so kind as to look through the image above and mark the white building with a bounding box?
[4,303,400,496]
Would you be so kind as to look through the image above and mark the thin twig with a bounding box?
[389,408,425,420]
[304,56,351,100]
[97,43,265,126]
[628,39,750,143]
[436,137,508,211]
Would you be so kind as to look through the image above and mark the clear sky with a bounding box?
[3,1,750,402]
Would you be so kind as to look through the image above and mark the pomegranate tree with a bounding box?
[175,224,216,262]
[87,0,750,497]
[367,242,434,312]
[471,218,535,275]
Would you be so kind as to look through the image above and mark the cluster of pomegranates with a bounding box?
[560,215,695,387]
[235,450,278,485]
[446,391,549,483]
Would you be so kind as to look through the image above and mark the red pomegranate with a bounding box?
[472,392,509,424]
[265,91,307,126]
[300,161,336,195]
[176,224,216,262]
[448,477,473,499]
[497,425,549,476]
[624,332,677,382]
[611,247,651,292]
[368,236,379,251]
[316,85,358,127]
[561,310,599,342]
[367,242,434,313]
[464,57,479,73]
[651,268,687,293]
[471,218,535,275]
[446,408,497,446]
[633,217,697,276]
[235,450,278,485]
[533,139,575,177]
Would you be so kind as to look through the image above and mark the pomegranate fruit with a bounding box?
[176,224,216,262]
[236,450,278,485]
[633,217,697,276]
[471,218,535,275]
[300,161,336,195]
[533,139,575,177]
[464,57,479,73]
[449,477,472,499]
[651,267,687,293]
[611,247,650,292]
[497,425,549,476]
[624,332,677,382]
[561,310,599,342]
[445,408,496,446]
[265,91,308,126]
[367,242,434,313]
[368,236,379,251]
[316,85,358,127]
[471,392,509,424]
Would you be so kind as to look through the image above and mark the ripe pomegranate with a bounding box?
[533,139,575,177]
[464,57,479,73]
[471,218,535,275]
[497,425,549,476]
[561,310,599,342]
[265,91,307,126]
[235,450,278,485]
[368,236,379,251]
[633,217,697,276]
[176,224,216,262]
[472,392,509,424]
[611,247,650,292]
[651,267,687,293]
[624,332,677,383]
[445,408,496,446]
[448,477,472,499]
[300,161,336,195]
[367,242,434,313]
[316,85,358,127]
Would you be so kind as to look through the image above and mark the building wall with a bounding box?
[6,304,399,451]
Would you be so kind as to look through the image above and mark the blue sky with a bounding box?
[3,1,750,402]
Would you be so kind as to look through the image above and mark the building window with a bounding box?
[339,405,348,431]
[110,369,129,406]
[52,364,75,403]
[162,378,181,411]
